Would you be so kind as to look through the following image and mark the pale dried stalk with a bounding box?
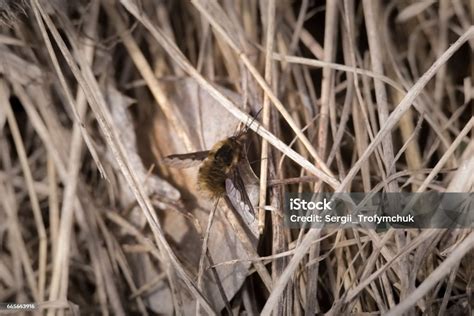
[47,156,59,266]
[317,0,338,160]
[258,0,275,235]
[363,0,399,193]
[270,53,405,92]
[196,203,217,315]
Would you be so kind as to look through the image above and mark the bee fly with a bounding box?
[162,124,259,236]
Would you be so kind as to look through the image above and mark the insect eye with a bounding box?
[215,144,234,165]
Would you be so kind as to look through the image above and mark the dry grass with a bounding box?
[0,0,473,315]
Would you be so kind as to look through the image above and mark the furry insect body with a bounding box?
[197,136,243,198]
[162,131,258,236]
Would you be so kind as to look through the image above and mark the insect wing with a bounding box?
[162,150,209,169]
[225,169,259,237]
